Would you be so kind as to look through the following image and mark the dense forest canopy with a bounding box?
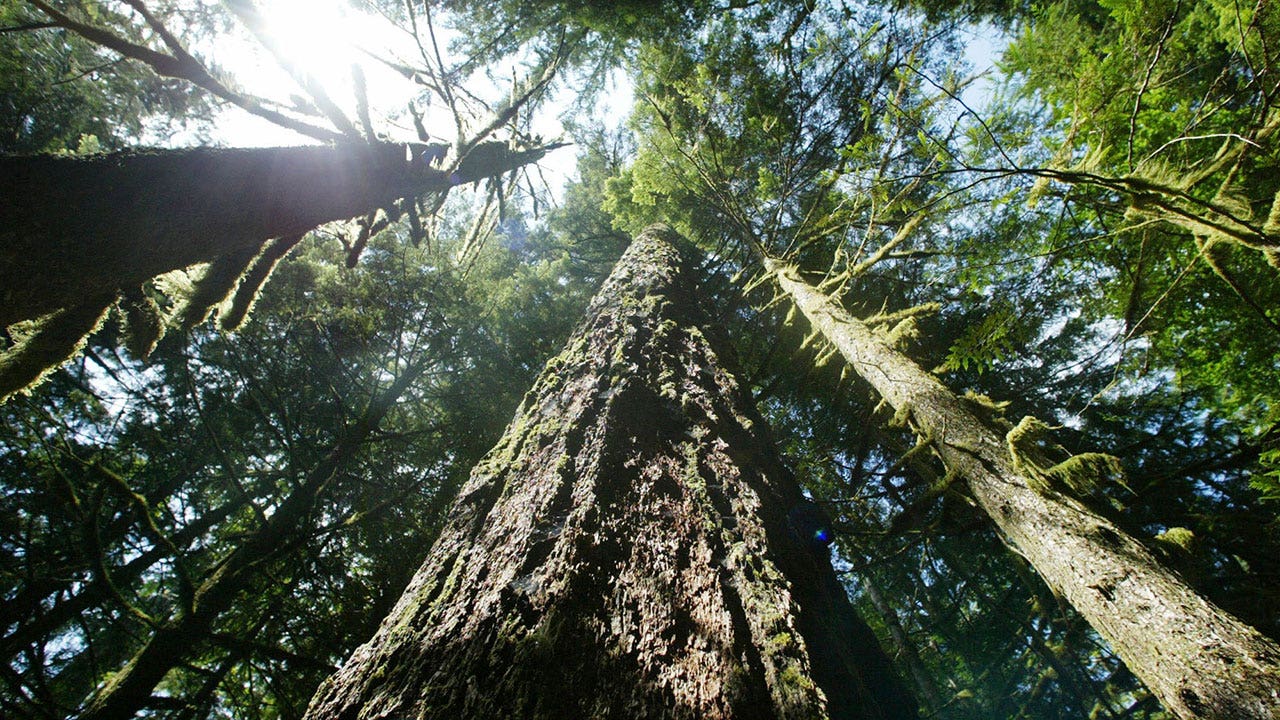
[2,0,1278,718]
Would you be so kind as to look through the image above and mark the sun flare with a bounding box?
[255,0,357,87]
[209,0,418,146]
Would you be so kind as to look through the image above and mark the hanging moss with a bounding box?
[890,402,917,430]
[864,302,942,328]
[1154,527,1197,554]
[171,243,265,332]
[1006,416,1125,497]
[1264,189,1280,236]
[0,293,116,402]
[404,198,427,248]
[220,234,304,331]
[879,315,920,348]
[960,390,1013,433]
[343,214,377,268]
[118,286,166,361]
[1152,527,1205,584]
[1042,452,1123,498]
[812,343,839,369]
[1263,189,1280,267]
[1006,416,1057,474]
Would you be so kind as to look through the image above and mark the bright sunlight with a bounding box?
[205,0,430,146]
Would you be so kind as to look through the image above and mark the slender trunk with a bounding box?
[0,143,449,328]
[304,226,917,720]
[769,259,1280,720]
[862,577,944,712]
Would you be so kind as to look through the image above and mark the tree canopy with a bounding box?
[3,0,1278,718]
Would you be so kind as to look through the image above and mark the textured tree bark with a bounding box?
[304,226,917,720]
[769,259,1280,720]
[0,143,450,328]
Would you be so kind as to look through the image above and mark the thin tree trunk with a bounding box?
[0,143,449,328]
[769,259,1280,720]
[304,226,917,720]
[862,577,944,712]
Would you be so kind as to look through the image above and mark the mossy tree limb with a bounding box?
[0,292,116,403]
[303,226,916,720]
[219,233,304,331]
[0,142,451,329]
[768,258,1280,720]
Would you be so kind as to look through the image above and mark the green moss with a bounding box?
[865,302,943,327]
[1264,188,1280,236]
[409,552,469,628]
[678,442,720,535]
[767,632,796,652]
[171,244,263,331]
[777,663,819,697]
[220,234,303,331]
[119,286,165,361]
[1154,526,1196,553]
[889,403,909,428]
[960,390,1012,430]
[554,452,572,473]
[0,293,115,403]
[1042,452,1124,497]
[812,344,839,369]
[879,315,920,348]
[1006,415,1062,494]
[1007,416,1126,497]
[657,362,681,401]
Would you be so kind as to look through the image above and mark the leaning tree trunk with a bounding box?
[303,226,917,720]
[862,578,944,713]
[0,142,450,328]
[768,259,1280,720]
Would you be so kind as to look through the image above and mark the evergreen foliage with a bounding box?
[3,0,1279,717]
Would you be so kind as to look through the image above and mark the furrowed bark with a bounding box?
[304,226,917,720]
[0,143,450,328]
[769,259,1280,720]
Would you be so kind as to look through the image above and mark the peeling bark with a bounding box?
[769,259,1280,720]
[304,226,916,720]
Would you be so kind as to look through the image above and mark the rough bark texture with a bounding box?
[0,143,450,328]
[770,259,1280,720]
[304,227,917,720]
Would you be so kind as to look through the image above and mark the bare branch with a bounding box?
[222,0,362,139]
[25,0,344,143]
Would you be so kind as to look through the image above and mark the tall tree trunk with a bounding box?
[0,143,449,328]
[303,226,917,720]
[768,259,1280,720]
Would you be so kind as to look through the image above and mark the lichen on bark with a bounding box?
[303,226,915,720]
